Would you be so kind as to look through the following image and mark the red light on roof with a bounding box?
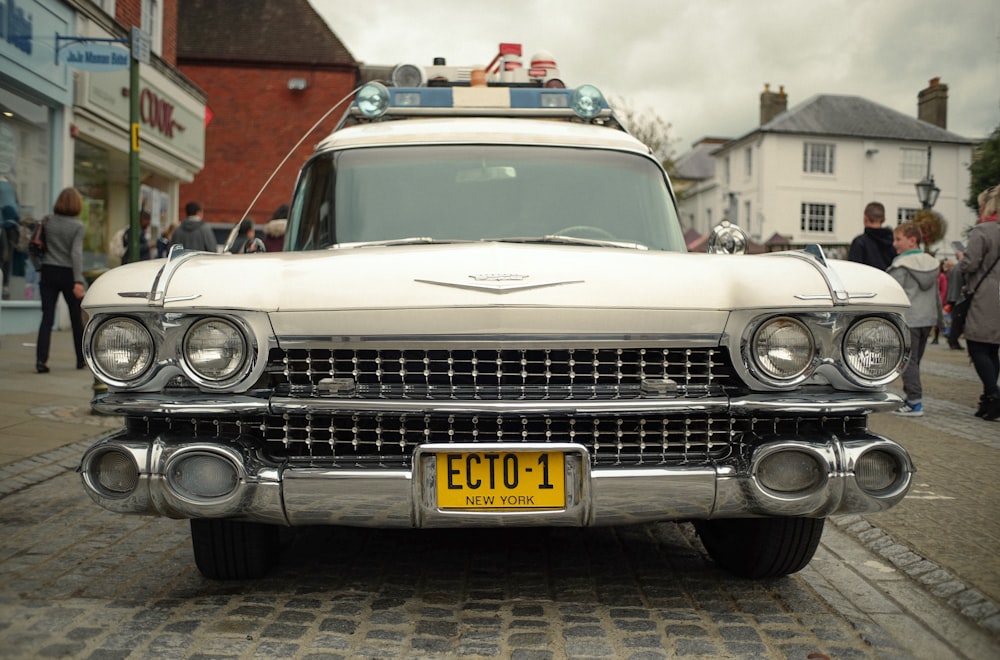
[499,43,522,56]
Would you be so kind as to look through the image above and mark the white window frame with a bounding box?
[745,147,752,178]
[897,207,918,223]
[800,202,835,233]
[142,0,163,55]
[900,148,928,181]
[803,142,835,174]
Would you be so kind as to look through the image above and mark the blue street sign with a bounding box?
[61,42,130,71]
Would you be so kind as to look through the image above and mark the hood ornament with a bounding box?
[416,273,583,293]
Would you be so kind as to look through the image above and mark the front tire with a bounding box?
[190,519,281,580]
[694,516,824,578]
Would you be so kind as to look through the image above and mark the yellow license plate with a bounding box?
[436,451,565,510]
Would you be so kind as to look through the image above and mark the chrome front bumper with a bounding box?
[79,431,914,527]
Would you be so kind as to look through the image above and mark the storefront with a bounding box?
[71,36,205,273]
[0,0,74,329]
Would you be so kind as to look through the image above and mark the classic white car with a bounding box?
[79,82,914,580]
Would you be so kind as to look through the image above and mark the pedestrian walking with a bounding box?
[262,204,288,253]
[120,210,154,264]
[931,261,947,344]
[35,187,86,373]
[888,221,943,416]
[847,201,896,270]
[169,201,217,252]
[945,255,965,349]
[956,185,1000,420]
[228,217,266,254]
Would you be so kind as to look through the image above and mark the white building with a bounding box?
[675,79,978,257]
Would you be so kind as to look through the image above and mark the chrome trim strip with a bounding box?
[93,393,270,416]
[275,333,724,348]
[775,249,852,305]
[147,247,215,308]
[94,392,899,417]
[271,396,729,415]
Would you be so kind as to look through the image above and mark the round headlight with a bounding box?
[183,318,248,382]
[751,317,815,381]
[843,318,905,381]
[355,82,391,118]
[92,317,154,381]
[571,84,605,119]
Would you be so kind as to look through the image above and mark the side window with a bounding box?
[289,158,335,250]
[800,202,835,233]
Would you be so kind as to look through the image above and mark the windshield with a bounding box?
[287,145,686,251]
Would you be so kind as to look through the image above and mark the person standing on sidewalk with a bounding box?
[956,185,1000,420]
[888,221,943,417]
[169,201,217,253]
[945,256,965,349]
[35,187,86,373]
[848,201,896,270]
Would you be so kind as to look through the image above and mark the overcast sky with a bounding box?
[311,0,1000,153]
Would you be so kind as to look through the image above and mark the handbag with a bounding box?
[951,251,1000,338]
[27,217,47,268]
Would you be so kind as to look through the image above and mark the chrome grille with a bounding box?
[133,414,869,468]
[269,346,736,398]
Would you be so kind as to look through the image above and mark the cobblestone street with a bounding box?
[1,334,998,659]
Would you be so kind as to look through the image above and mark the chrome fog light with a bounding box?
[757,450,824,493]
[94,449,140,495]
[843,318,905,381]
[182,318,248,382]
[750,317,815,382]
[167,453,239,500]
[855,450,899,492]
[92,317,154,381]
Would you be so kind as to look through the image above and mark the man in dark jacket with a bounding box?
[847,201,896,270]
[169,201,217,253]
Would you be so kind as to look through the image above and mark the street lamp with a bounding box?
[914,144,940,209]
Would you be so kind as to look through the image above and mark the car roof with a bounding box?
[315,117,653,155]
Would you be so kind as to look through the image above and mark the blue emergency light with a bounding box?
[352,82,610,121]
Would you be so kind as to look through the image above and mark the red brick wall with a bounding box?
[115,0,141,28]
[178,65,356,225]
[115,0,177,64]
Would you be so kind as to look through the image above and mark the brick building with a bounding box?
[176,0,358,227]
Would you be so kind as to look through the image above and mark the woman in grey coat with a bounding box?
[957,185,1000,420]
[35,187,86,373]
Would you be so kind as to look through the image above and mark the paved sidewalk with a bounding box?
[0,330,121,467]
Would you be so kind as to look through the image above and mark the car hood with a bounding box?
[84,243,908,337]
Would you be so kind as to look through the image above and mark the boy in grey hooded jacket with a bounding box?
[888,222,944,416]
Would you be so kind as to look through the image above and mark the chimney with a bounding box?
[760,83,787,125]
[918,77,948,129]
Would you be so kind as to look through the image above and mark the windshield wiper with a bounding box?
[491,236,649,250]
[332,237,472,249]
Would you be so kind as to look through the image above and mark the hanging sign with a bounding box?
[61,42,129,72]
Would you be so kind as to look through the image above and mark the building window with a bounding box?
[744,200,751,227]
[706,208,713,232]
[745,147,752,178]
[900,147,927,181]
[898,207,918,223]
[803,143,835,174]
[142,0,163,54]
[723,156,730,184]
[800,203,835,233]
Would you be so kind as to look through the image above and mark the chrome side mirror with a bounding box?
[707,221,749,255]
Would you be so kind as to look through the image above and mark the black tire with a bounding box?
[190,519,281,580]
[694,516,825,578]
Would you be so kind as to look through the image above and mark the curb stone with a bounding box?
[833,514,1000,637]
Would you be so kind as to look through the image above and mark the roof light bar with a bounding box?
[351,83,611,121]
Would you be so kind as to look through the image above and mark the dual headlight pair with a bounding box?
[90,316,248,386]
[749,315,905,386]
